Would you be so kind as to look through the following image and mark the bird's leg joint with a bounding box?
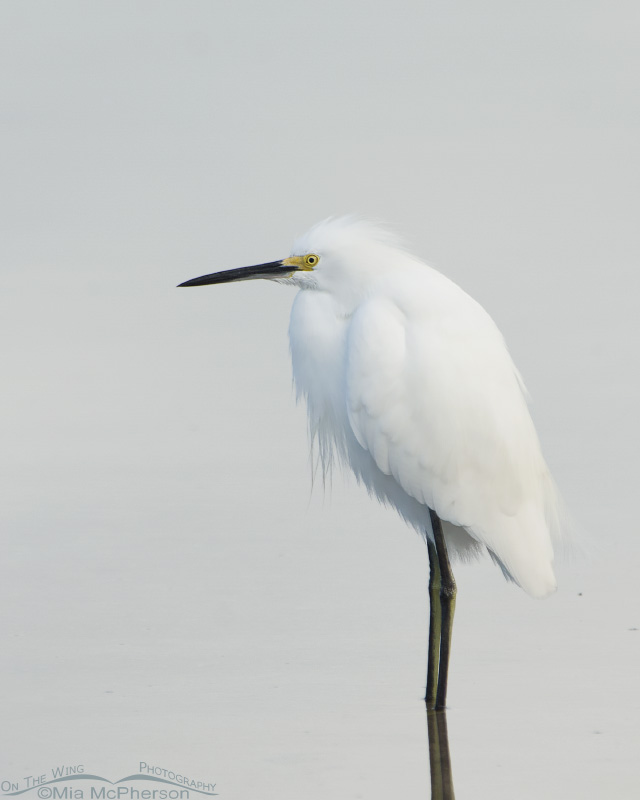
[440,583,457,601]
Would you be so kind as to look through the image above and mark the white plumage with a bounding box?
[286,217,562,598]
[179,214,566,707]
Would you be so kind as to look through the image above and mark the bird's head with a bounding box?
[178,217,405,295]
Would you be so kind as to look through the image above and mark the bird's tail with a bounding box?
[481,503,558,598]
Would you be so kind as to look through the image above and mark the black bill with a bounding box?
[178,260,292,287]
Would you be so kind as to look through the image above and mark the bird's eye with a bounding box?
[304,254,319,268]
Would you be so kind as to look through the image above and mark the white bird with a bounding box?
[179,217,564,709]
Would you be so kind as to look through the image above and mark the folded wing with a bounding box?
[345,287,558,597]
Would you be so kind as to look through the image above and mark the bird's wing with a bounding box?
[344,288,557,596]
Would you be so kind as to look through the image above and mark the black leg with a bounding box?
[429,509,457,710]
[427,709,456,799]
[426,539,442,708]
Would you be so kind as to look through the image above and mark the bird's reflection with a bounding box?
[426,710,455,799]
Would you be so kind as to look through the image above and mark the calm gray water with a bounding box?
[2,3,638,797]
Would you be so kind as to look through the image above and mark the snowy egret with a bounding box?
[178,217,563,709]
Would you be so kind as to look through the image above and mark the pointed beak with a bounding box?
[177,259,296,287]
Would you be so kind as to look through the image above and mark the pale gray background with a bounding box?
[1,1,639,798]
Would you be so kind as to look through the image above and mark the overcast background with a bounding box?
[1,2,639,798]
